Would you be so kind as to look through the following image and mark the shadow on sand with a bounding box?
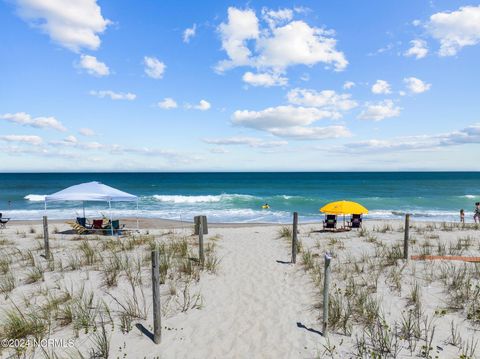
[296,322,323,336]
[57,229,78,235]
[136,323,154,342]
[310,228,351,233]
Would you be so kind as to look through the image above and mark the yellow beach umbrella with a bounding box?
[320,200,368,215]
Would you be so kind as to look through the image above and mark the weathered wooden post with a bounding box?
[151,249,161,344]
[194,215,208,235]
[292,212,298,264]
[199,217,205,266]
[322,252,332,335]
[43,216,50,260]
[404,214,410,260]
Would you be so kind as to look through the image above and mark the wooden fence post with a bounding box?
[194,215,208,235]
[292,212,298,264]
[322,252,332,335]
[404,214,410,260]
[151,249,161,344]
[43,216,50,260]
[199,217,205,266]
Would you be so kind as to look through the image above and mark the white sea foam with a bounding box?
[2,207,301,223]
[1,207,473,223]
[152,194,255,203]
[368,209,470,221]
[464,194,477,199]
[24,194,46,202]
[10,193,477,223]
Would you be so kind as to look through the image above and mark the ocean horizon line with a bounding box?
[1,170,480,174]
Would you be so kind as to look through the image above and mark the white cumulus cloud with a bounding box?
[287,88,357,112]
[267,125,350,140]
[78,128,95,136]
[0,112,66,132]
[261,8,293,28]
[371,80,392,94]
[412,19,422,27]
[50,137,104,150]
[404,77,431,94]
[255,20,347,72]
[345,123,480,152]
[427,5,480,56]
[158,98,178,109]
[404,39,428,59]
[216,7,347,75]
[144,56,166,79]
[231,105,349,140]
[216,7,260,72]
[194,100,211,111]
[233,105,335,130]
[209,147,229,154]
[0,135,43,145]
[183,24,196,43]
[64,135,78,143]
[242,71,287,87]
[15,0,111,52]
[203,136,287,148]
[89,90,136,100]
[185,100,211,111]
[78,55,109,76]
[343,81,355,89]
[358,100,401,121]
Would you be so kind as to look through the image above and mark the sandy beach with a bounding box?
[3,0,480,357]
[0,217,479,358]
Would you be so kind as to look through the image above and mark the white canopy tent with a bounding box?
[45,181,139,234]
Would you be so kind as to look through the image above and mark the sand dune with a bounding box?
[0,219,479,358]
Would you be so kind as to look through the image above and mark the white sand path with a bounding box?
[125,226,321,358]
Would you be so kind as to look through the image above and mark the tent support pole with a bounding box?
[109,201,113,236]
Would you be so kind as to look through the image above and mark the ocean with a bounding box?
[0,172,479,223]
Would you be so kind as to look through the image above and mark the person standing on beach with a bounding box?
[474,202,480,223]
[460,209,465,223]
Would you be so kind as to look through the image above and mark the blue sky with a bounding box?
[1,0,479,171]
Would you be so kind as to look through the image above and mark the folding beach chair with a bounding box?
[0,213,10,229]
[92,219,104,230]
[66,221,89,234]
[76,217,88,228]
[323,214,337,230]
[103,219,126,235]
[348,214,363,229]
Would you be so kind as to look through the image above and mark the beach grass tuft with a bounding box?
[2,307,47,341]
[0,272,16,296]
[25,265,45,284]
[278,226,292,239]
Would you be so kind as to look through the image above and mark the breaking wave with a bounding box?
[152,194,256,203]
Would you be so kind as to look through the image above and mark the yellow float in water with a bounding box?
[262,204,270,209]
